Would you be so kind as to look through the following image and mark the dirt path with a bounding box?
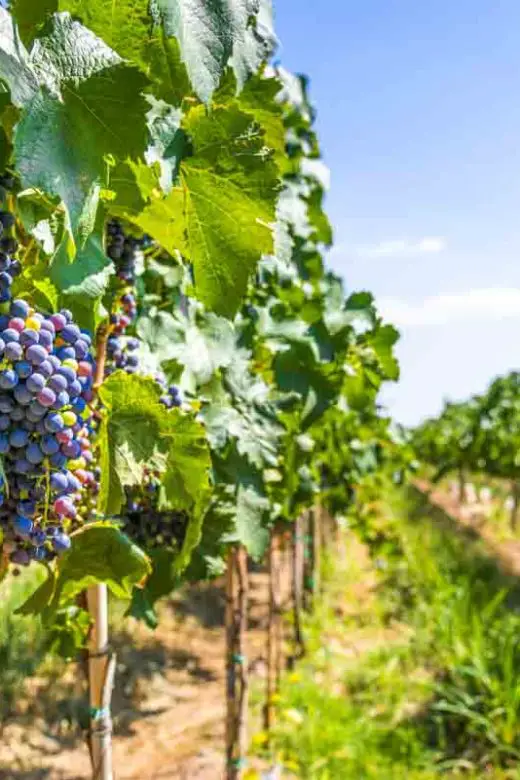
[0,530,405,780]
[0,550,300,780]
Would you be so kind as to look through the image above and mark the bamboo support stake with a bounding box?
[264,531,281,731]
[311,506,321,602]
[225,546,249,780]
[86,584,116,780]
[86,327,115,780]
[291,515,305,663]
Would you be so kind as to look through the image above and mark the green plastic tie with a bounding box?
[90,706,111,721]
[229,758,247,769]
[232,653,246,665]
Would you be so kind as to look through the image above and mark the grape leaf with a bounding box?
[42,0,274,104]
[15,525,150,614]
[113,102,280,316]
[154,0,275,102]
[9,0,57,46]
[137,309,237,385]
[53,523,151,603]
[97,372,211,517]
[0,8,38,107]
[181,103,278,316]
[14,13,149,243]
[233,483,269,558]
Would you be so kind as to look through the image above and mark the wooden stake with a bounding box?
[86,584,115,780]
[311,506,321,602]
[290,515,305,663]
[264,530,283,732]
[225,546,249,779]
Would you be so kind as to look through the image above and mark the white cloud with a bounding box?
[379,287,520,327]
[356,236,446,258]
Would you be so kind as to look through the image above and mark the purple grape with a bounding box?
[26,443,43,464]
[10,299,30,318]
[37,387,56,407]
[19,329,39,347]
[0,370,18,389]
[2,328,19,343]
[13,516,33,537]
[14,360,32,379]
[50,452,67,469]
[26,373,45,393]
[9,407,24,422]
[13,385,32,405]
[61,440,81,459]
[50,313,66,331]
[9,429,29,448]
[26,344,48,365]
[50,472,68,492]
[61,324,80,343]
[48,374,67,393]
[5,341,22,361]
[57,366,76,383]
[44,413,64,433]
[52,532,71,553]
[0,396,13,414]
[51,390,70,409]
[41,435,59,455]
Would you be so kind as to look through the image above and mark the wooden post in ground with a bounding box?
[291,515,306,663]
[311,506,322,603]
[265,530,283,732]
[225,546,249,779]
[458,468,466,504]
[511,481,520,532]
[86,584,115,780]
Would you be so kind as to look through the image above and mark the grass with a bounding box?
[0,565,50,718]
[252,485,520,778]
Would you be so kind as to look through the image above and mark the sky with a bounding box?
[274,0,520,426]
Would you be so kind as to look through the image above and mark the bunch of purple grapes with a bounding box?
[104,220,182,408]
[0,297,97,565]
[0,174,22,304]
[122,478,189,552]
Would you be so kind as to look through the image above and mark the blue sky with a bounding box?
[274,1,520,425]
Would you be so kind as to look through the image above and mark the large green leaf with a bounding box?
[137,309,237,385]
[34,0,275,104]
[154,0,275,102]
[98,372,211,517]
[15,524,151,615]
[54,523,151,603]
[182,104,278,316]
[0,7,38,106]
[114,102,280,316]
[9,0,56,46]
[233,482,269,558]
[14,13,149,242]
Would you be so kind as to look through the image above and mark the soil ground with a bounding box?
[0,529,400,780]
[2,483,510,780]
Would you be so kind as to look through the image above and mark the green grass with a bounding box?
[0,565,50,718]
[254,485,520,779]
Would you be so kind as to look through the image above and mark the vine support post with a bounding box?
[458,467,466,504]
[225,545,249,779]
[311,506,322,602]
[511,480,520,533]
[290,514,306,664]
[265,528,283,733]
[86,584,115,780]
